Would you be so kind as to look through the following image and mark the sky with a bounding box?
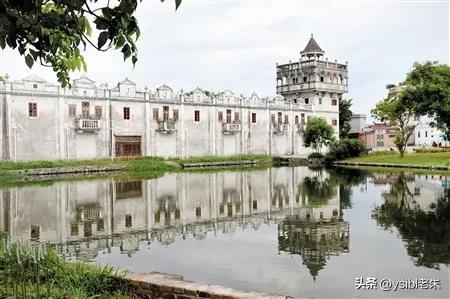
[0,0,449,117]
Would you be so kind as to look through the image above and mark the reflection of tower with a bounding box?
[278,214,349,280]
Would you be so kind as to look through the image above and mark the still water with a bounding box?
[0,167,449,298]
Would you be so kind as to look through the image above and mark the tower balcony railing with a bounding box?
[75,116,100,133]
[156,119,177,134]
[276,82,348,93]
[273,123,289,135]
[222,122,241,135]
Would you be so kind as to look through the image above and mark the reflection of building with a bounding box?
[278,207,348,280]
[0,167,342,261]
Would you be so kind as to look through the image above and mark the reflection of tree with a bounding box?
[327,167,370,209]
[278,216,349,280]
[372,174,450,269]
[302,175,337,207]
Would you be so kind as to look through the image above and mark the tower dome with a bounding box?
[300,34,325,59]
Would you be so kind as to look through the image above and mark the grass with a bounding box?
[344,151,450,166]
[0,154,273,188]
[0,238,136,298]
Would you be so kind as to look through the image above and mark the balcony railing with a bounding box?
[75,117,100,133]
[276,82,348,93]
[156,119,176,134]
[222,122,241,135]
[273,123,289,135]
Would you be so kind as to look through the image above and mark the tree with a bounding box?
[303,116,335,153]
[402,62,450,139]
[0,0,182,87]
[339,98,352,138]
[371,91,418,158]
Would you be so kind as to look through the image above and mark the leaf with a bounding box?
[175,0,182,10]
[97,31,109,49]
[132,55,137,66]
[25,54,34,69]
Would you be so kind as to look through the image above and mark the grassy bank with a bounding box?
[0,238,135,298]
[344,151,450,166]
[0,155,273,187]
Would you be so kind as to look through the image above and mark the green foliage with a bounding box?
[0,0,182,87]
[371,86,418,157]
[303,117,335,153]
[302,175,337,207]
[403,61,450,139]
[326,139,365,161]
[0,240,134,298]
[414,147,450,153]
[339,98,353,138]
[307,152,324,159]
[171,154,272,164]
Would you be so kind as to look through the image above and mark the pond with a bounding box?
[0,166,449,298]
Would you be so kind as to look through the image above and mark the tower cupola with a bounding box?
[300,34,325,59]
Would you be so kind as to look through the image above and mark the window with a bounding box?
[175,209,180,220]
[28,102,37,117]
[125,215,132,228]
[293,98,297,104]
[319,98,322,105]
[154,212,160,223]
[301,113,305,125]
[234,112,240,122]
[30,225,40,241]
[304,98,309,105]
[123,107,130,120]
[295,115,299,125]
[271,114,276,124]
[418,131,421,138]
[332,119,337,126]
[95,106,102,118]
[332,98,338,106]
[173,109,179,121]
[226,109,232,123]
[194,110,200,122]
[284,115,289,124]
[153,108,159,120]
[320,76,324,82]
[218,111,223,122]
[292,78,298,84]
[69,104,76,117]
[163,106,169,120]
[82,102,90,117]
[251,113,257,123]
[252,200,258,210]
[196,207,201,218]
[303,76,308,82]
[70,223,79,236]
[97,219,104,232]
[425,131,428,138]
[277,112,282,124]
[320,212,323,219]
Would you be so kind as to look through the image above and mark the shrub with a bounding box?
[308,152,324,159]
[326,139,365,161]
[414,148,450,153]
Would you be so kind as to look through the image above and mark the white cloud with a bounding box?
[0,0,448,118]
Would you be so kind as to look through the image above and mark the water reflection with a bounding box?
[0,167,449,297]
[0,168,344,264]
[372,172,450,269]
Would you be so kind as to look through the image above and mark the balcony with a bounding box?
[276,82,348,94]
[222,122,241,135]
[156,119,176,134]
[75,117,100,133]
[273,123,289,135]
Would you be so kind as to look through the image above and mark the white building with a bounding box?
[0,36,346,161]
[415,116,444,147]
[350,113,367,135]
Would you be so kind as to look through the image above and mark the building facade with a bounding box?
[349,113,367,135]
[0,36,346,161]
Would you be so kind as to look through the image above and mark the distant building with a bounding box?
[359,123,398,150]
[349,113,366,136]
[386,83,444,147]
[414,116,444,147]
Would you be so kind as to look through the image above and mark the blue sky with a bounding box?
[0,0,448,117]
